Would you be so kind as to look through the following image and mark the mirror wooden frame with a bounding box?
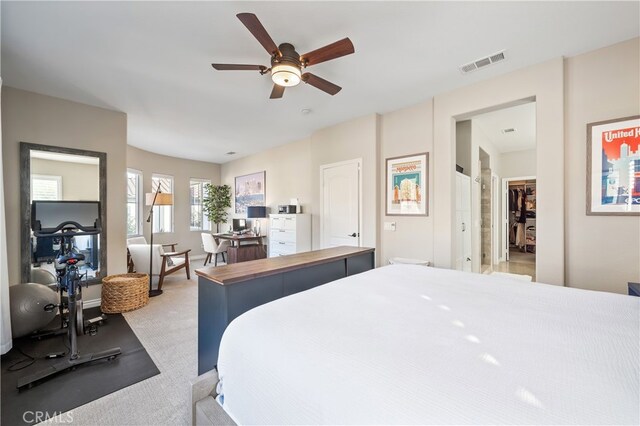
[20,142,108,285]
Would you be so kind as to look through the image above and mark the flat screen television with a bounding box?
[232,218,247,232]
[31,200,101,235]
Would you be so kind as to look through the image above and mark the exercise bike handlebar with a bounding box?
[33,220,102,237]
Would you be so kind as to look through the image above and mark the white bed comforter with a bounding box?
[216,265,640,425]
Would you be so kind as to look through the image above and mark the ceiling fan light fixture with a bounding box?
[271,63,301,87]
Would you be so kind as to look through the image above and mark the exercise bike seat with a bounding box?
[56,252,86,266]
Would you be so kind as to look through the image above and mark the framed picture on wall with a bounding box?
[587,115,640,216]
[385,152,429,216]
[235,171,266,214]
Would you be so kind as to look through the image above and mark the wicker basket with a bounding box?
[101,273,149,313]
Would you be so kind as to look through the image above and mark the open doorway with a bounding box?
[499,177,536,279]
[455,100,536,281]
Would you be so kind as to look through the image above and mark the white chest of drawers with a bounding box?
[269,214,311,257]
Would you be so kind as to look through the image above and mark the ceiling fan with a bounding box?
[212,13,355,99]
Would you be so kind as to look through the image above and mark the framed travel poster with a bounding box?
[385,152,429,216]
[235,171,265,214]
[587,115,640,215]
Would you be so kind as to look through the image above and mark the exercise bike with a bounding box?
[31,237,107,341]
[18,201,121,390]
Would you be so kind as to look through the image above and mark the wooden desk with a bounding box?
[213,233,266,264]
[196,246,375,374]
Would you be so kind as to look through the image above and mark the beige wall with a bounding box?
[500,149,536,179]
[220,138,312,218]
[434,58,565,286]
[220,114,380,256]
[310,114,380,253]
[379,101,433,265]
[127,146,220,258]
[2,87,127,301]
[31,158,99,201]
[564,38,640,294]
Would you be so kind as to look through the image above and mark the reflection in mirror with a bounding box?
[21,143,107,285]
[30,151,100,280]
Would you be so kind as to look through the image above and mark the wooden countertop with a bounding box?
[195,246,374,285]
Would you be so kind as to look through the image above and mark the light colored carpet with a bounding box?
[40,271,202,426]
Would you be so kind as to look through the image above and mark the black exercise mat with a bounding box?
[1,307,160,425]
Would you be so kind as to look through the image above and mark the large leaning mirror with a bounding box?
[20,142,107,285]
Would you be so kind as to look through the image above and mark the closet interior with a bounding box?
[508,179,536,259]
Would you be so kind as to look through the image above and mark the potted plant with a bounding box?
[203,184,232,233]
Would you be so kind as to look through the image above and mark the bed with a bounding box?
[214,264,639,425]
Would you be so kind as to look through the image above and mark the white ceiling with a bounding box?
[2,1,638,164]
[472,102,536,154]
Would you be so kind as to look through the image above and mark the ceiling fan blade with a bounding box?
[270,84,285,99]
[300,38,354,67]
[211,63,267,71]
[236,13,280,56]
[302,73,342,96]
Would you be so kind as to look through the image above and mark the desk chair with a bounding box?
[202,233,230,267]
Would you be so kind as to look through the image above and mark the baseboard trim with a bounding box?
[84,298,102,309]
[191,254,206,261]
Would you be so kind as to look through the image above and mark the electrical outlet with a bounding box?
[384,222,396,231]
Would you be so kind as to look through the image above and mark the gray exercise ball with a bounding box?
[10,283,58,338]
[30,269,58,290]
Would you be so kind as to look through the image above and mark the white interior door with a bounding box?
[321,160,360,248]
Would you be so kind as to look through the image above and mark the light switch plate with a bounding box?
[384,222,396,231]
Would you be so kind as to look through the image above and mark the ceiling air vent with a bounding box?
[460,63,477,73]
[489,51,505,63]
[475,58,491,68]
[460,50,507,74]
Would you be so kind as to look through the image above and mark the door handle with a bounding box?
[348,233,357,237]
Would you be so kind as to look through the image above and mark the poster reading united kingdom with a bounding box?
[588,116,640,215]
[386,153,428,216]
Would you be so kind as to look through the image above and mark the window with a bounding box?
[31,174,62,201]
[151,174,174,233]
[127,169,142,236]
[190,179,211,231]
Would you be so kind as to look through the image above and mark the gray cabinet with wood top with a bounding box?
[196,246,375,374]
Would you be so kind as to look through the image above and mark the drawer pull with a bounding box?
[279,242,285,245]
